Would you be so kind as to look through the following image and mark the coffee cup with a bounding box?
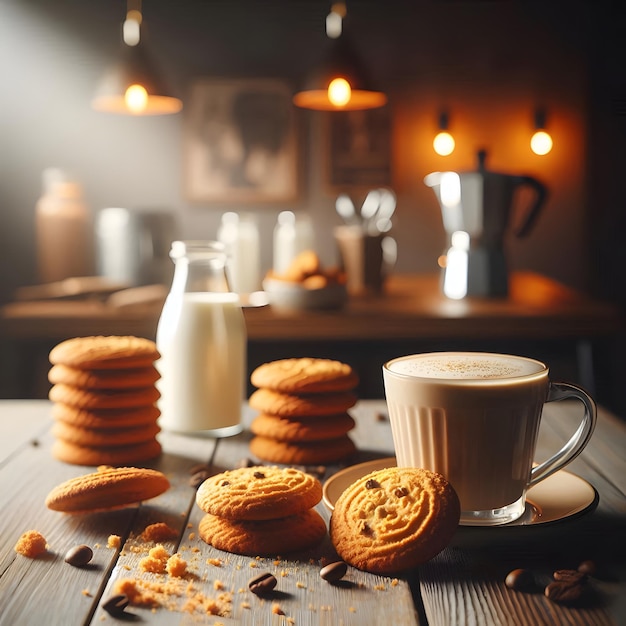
[382,352,596,526]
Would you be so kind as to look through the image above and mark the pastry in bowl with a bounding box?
[263,250,347,311]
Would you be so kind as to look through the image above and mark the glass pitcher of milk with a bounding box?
[156,241,247,437]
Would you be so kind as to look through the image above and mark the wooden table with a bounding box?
[1,273,621,342]
[0,399,624,625]
[1,273,623,400]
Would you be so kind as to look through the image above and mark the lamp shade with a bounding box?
[293,33,387,111]
[92,42,182,115]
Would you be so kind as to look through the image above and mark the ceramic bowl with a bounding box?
[263,278,347,312]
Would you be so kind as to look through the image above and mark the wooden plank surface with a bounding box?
[1,273,621,343]
[0,402,419,626]
[0,400,624,625]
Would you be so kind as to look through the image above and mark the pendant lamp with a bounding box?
[92,2,182,115]
[293,3,387,111]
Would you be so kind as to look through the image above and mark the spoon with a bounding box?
[360,189,382,233]
[335,194,357,225]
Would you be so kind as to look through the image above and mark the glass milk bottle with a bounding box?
[217,212,261,296]
[273,211,315,274]
[156,241,246,437]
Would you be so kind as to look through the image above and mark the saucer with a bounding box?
[322,457,598,526]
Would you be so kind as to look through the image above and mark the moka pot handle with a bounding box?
[513,176,548,238]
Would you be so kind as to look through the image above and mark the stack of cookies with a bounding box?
[248,358,359,465]
[47,336,163,467]
[196,466,327,556]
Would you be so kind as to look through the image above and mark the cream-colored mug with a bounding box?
[382,352,596,526]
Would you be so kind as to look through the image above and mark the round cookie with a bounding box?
[52,403,161,430]
[45,466,170,513]
[251,358,359,394]
[52,438,162,467]
[250,435,356,465]
[250,413,355,442]
[198,509,327,556]
[49,384,160,410]
[249,388,357,417]
[195,466,322,521]
[49,336,159,370]
[330,467,460,574]
[48,364,160,390]
[52,420,160,448]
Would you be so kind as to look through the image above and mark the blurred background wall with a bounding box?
[0,0,625,408]
[1,0,624,298]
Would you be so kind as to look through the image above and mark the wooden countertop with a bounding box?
[0,399,624,625]
[1,272,622,343]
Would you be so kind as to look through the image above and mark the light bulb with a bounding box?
[328,78,351,107]
[125,84,148,113]
[530,130,553,155]
[433,131,455,156]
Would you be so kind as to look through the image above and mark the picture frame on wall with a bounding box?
[183,78,299,204]
[325,106,392,190]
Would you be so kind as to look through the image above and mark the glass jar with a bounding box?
[156,241,247,437]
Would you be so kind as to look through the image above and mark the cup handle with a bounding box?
[529,382,597,487]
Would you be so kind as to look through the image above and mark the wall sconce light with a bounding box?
[433,112,455,156]
[92,0,182,116]
[292,2,387,111]
[530,108,553,155]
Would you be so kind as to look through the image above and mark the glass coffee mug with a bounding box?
[382,352,596,526]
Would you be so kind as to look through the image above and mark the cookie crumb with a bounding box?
[14,530,47,558]
[140,544,170,573]
[107,534,121,548]
[207,557,223,567]
[142,522,178,542]
[271,603,285,615]
[166,553,187,577]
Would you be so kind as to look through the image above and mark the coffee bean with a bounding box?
[505,568,534,591]
[102,594,129,616]
[365,479,380,489]
[248,572,277,596]
[578,560,597,576]
[189,469,212,489]
[545,580,584,604]
[64,544,93,567]
[320,561,348,583]
[553,569,586,584]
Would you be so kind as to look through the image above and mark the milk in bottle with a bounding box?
[156,241,246,436]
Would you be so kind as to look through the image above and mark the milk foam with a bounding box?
[387,353,544,380]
